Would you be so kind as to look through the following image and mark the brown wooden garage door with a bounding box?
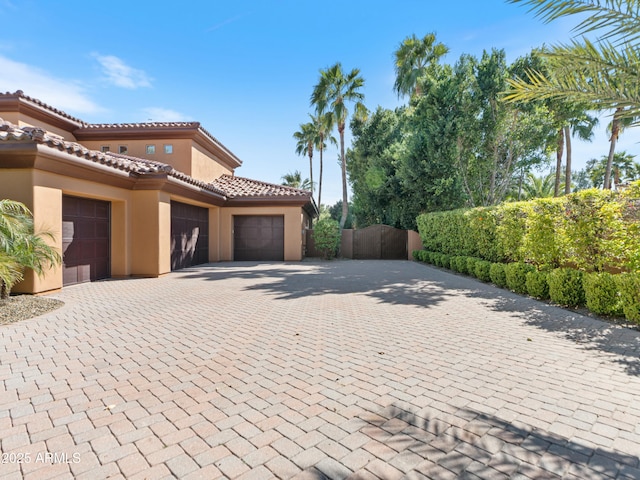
[234,215,284,261]
[62,195,110,286]
[171,201,209,270]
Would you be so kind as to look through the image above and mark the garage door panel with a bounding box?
[62,196,111,286]
[170,201,209,271]
[234,216,284,261]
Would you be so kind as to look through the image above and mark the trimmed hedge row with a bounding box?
[412,250,640,324]
[416,184,640,273]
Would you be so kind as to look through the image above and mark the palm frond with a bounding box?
[504,38,640,122]
[508,0,640,46]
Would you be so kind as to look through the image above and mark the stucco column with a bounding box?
[208,207,220,262]
[131,190,171,276]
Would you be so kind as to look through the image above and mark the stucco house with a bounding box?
[0,90,316,294]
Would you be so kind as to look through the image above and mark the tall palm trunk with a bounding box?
[604,107,622,190]
[564,125,572,194]
[307,142,314,200]
[339,124,348,229]
[554,127,564,197]
[318,134,324,209]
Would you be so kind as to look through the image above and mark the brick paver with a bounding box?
[1,260,640,479]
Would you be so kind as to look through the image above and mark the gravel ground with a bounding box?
[0,296,64,325]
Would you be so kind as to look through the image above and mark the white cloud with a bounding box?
[93,54,152,89]
[141,107,190,122]
[0,54,102,114]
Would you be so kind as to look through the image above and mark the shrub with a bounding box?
[466,257,480,277]
[412,250,421,261]
[439,254,451,269]
[616,273,640,323]
[453,256,468,274]
[475,260,492,282]
[548,268,585,307]
[583,272,623,316]
[526,270,549,300]
[489,263,507,288]
[505,262,535,295]
[312,217,341,259]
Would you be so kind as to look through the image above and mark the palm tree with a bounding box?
[393,33,449,99]
[293,122,318,199]
[522,172,556,200]
[281,170,313,191]
[586,151,640,188]
[564,111,599,194]
[0,199,61,299]
[311,62,366,229]
[506,1,640,125]
[311,112,336,209]
[604,108,635,188]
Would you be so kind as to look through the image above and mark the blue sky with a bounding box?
[1,0,637,205]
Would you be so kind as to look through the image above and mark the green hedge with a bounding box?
[583,272,623,316]
[548,268,585,307]
[505,262,535,295]
[489,263,507,288]
[416,184,640,273]
[526,270,549,300]
[412,249,640,324]
[617,273,640,323]
[475,260,492,282]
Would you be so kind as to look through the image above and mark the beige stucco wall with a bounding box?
[219,206,306,261]
[80,138,193,173]
[191,143,233,182]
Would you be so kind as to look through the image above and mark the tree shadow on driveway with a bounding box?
[178,260,640,376]
[293,402,639,479]
[178,260,458,309]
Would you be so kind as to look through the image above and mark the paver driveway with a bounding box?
[1,260,640,480]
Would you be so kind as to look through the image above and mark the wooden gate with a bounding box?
[305,224,408,259]
[353,225,407,259]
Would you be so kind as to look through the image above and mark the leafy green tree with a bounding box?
[328,200,353,229]
[293,122,319,199]
[393,33,449,99]
[0,199,61,299]
[347,106,404,228]
[506,0,640,125]
[311,62,366,229]
[281,170,313,190]
[456,50,554,206]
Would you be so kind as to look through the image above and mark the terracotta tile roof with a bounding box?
[0,90,86,126]
[81,121,200,129]
[211,174,311,199]
[0,118,168,174]
[0,118,226,196]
